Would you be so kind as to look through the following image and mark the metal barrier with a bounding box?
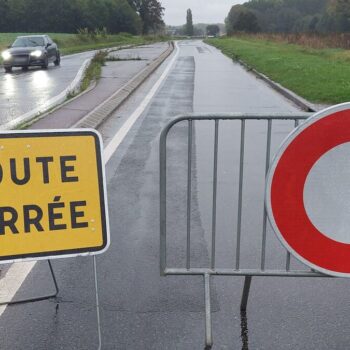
[159,113,333,349]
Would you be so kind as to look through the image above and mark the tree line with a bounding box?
[166,9,223,37]
[0,0,164,34]
[226,0,350,34]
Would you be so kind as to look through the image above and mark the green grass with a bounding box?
[206,37,350,104]
[0,32,167,56]
[79,51,108,92]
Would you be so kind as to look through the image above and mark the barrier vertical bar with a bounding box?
[236,120,245,270]
[261,119,272,271]
[160,122,168,275]
[187,120,193,270]
[204,273,213,349]
[286,119,299,271]
[211,120,219,269]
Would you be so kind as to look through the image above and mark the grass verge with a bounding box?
[79,51,108,93]
[206,36,350,104]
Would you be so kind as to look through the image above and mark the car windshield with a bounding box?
[12,37,45,47]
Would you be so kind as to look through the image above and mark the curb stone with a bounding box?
[235,58,316,112]
[74,41,175,129]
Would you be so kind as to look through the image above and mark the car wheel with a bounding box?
[41,56,49,69]
[4,66,12,73]
[22,66,28,71]
[54,52,60,66]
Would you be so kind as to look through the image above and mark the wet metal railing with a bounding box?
[159,113,332,349]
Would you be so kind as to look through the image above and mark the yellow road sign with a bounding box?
[0,129,109,263]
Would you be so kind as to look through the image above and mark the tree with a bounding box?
[0,0,162,34]
[6,0,26,32]
[225,0,333,34]
[108,0,142,34]
[186,9,194,36]
[126,0,140,11]
[138,0,164,34]
[293,15,321,33]
[225,5,244,35]
[226,5,259,34]
[274,8,299,33]
[328,0,350,31]
[234,11,260,32]
[330,0,350,17]
[0,0,10,31]
[206,24,220,37]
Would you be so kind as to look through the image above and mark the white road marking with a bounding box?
[0,42,179,317]
[104,41,179,162]
[0,262,36,316]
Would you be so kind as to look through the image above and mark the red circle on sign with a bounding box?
[266,104,350,277]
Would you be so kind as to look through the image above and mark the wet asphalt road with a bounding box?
[30,43,168,129]
[0,51,94,124]
[0,43,167,127]
[1,40,350,349]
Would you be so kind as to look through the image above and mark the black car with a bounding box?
[1,35,60,73]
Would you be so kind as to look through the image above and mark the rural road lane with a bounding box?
[0,40,349,350]
[0,43,167,127]
[0,51,92,124]
[30,42,169,129]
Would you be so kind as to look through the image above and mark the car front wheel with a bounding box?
[4,66,12,73]
[41,56,49,69]
[54,52,60,66]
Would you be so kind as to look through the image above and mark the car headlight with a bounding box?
[1,51,11,60]
[30,50,43,58]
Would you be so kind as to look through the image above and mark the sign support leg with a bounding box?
[204,273,213,349]
[0,260,59,306]
[93,256,102,350]
[240,276,252,312]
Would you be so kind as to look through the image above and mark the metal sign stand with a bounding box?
[0,257,102,349]
[93,256,102,350]
[159,113,340,349]
[0,260,59,306]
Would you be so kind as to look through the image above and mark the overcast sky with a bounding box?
[161,0,244,26]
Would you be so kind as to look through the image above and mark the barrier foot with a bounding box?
[204,273,213,349]
[240,276,252,312]
[0,260,59,306]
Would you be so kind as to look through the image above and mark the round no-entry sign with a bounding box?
[266,103,350,277]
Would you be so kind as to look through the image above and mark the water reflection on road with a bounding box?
[0,51,93,126]
[0,68,55,124]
